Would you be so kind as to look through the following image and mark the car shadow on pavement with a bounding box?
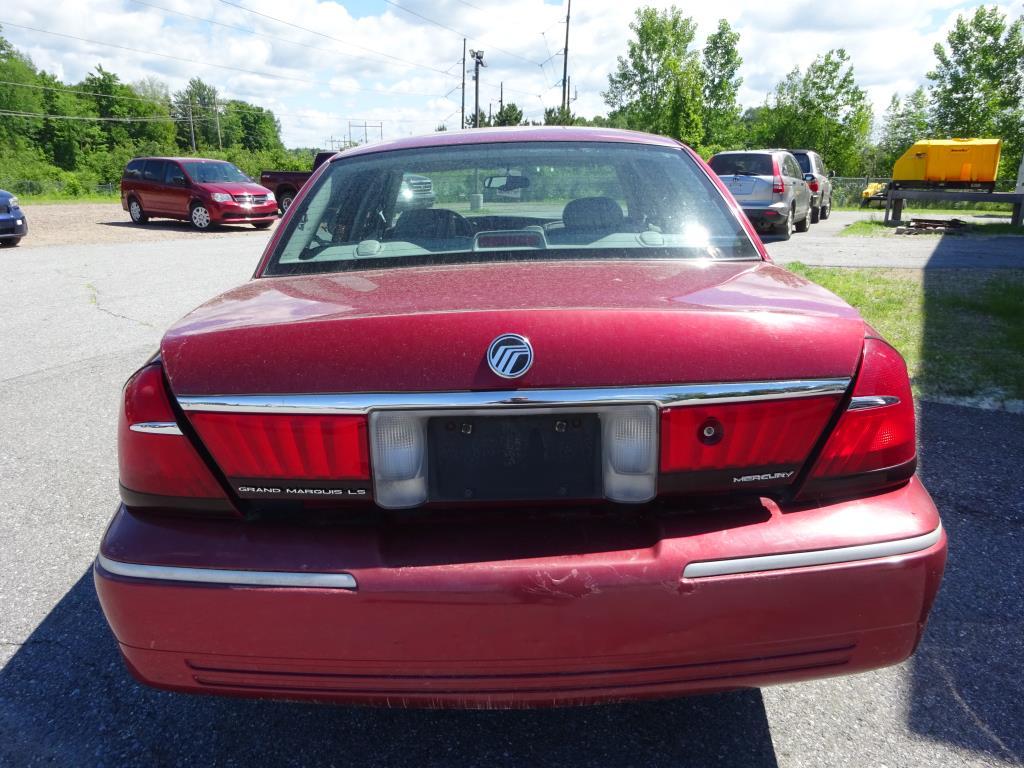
[0,572,779,767]
[98,220,273,234]
[906,241,1024,764]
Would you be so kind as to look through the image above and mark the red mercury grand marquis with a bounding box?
[95,127,946,707]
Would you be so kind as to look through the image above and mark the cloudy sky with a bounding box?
[0,0,1016,148]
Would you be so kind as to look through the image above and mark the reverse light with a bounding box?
[806,338,915,492]
[119,364,227,502]
[370,412,427,509]
[602,405,658,502]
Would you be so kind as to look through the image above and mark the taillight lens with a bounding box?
[771,158,784,194]
[189,412,370,481]
[118,364,227,500]
[660,396,840,491]
[809,339,915,481]
[808,180,819,193]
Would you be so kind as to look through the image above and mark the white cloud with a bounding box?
[1,0,1010,148]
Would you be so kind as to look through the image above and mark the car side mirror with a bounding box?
[828,170,836,178]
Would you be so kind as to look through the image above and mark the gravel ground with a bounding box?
[0,209,1022,767]
[15,201,278,248]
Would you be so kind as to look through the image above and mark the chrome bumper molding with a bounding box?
[95,554,357,590]
[683,524,943,579]
[176,378,851,415]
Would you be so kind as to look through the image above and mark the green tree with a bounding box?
[602,6,704,145]
[750,49,872,175]
[543,105,575,125]
[465,108,490,128]
[878,87,930,171]
[172,77,221,150]
[0,26,44,149]
[492,101,524,126]
[927,5,1024,184]
[701,19,743,152]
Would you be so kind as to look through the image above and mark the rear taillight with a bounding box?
[659,396,840,493]
[772,158,784,194]
[118,364,228,503]
[808,180,819,193]
[189,412,370,481]
[803,338,916,497]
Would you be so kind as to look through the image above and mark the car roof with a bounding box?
[129,157,232,163]
[336,126,684,160]
[711,149,786,156]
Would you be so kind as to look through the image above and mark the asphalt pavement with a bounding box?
[1,221,1022,767]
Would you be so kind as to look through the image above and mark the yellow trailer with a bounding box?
[892,138,1001,191]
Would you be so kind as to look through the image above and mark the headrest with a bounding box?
[562,197,624,232]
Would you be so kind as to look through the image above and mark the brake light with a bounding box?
[808,179,819,193]
[118,364,227,501]
[804,339,915,494]
[772,158,784,194]
[659,396,840,491]
[189,412,370,481]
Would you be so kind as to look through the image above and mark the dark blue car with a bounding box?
[0,190,27,246]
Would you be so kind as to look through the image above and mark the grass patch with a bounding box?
[838,220,891,237]
[787,263,1024,402]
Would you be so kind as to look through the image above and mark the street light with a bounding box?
[470,49,486,128]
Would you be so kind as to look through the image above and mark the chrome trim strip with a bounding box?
[683,525,943,579]
[848,395,900,411]
[95,554,357,590]
[129,421,183,435]
[177,379,850,415]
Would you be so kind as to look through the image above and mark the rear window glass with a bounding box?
[181,161,250,184]
[708,154,773,176]
[794,154,812,174]
[123,159,144,179]
[142,160,166,182]
[263,141,759,276]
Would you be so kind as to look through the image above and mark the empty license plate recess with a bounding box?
[427,413,601,502]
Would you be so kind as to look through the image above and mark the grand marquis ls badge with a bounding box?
[487,334,533,379]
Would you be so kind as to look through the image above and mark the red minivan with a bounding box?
[121,157,278,230]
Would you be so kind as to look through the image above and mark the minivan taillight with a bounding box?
[118,364,230,506]
[802,338,916,498]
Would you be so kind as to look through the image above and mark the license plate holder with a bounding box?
[427,413,602,502]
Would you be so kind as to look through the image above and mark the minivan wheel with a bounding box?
[128,198,148,224]
[820,197,832,220]
[810,201,820,223]
[190,204,212,230]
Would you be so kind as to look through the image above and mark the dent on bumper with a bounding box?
[95,478,946,706]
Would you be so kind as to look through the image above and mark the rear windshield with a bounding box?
[708,153,773,177]
[794,153,812,174]
[263,141,759,276]
[182,161,250,184]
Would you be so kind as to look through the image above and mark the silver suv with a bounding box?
[790,149,833,223]
[708,150,812,240]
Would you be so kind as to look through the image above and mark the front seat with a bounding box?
[561,197,624,233]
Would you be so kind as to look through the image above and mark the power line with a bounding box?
[213,0,451,76]
[0,108,213,123]
[381,0,545,67]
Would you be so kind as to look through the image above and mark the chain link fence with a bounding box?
[0,179,117,197]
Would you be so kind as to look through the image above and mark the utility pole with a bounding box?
[470,49,486,128]
[214,100,223,151]
[561,0,571,111]
[460,38,466,129]
[499,82,504,111]
[187,100,197,152]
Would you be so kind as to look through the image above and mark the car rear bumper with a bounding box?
[738,202,788,226]
[95,478,946,707]
[0,214,28,240]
